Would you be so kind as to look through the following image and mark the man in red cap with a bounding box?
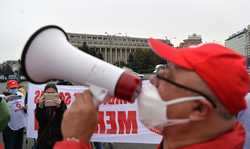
[54,39,249,149]
[2,80,26,149]
[6,80,20,89]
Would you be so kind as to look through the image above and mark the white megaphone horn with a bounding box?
[21,25,141,102]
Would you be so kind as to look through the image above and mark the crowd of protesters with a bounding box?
[0,79,105,149]
[0,39,250,149]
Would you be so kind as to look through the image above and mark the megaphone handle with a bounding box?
[89,85,110,106]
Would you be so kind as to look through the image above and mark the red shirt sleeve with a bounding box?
[0,144,4,149]
[54,140,92,149]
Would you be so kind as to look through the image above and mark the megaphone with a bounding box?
[21,25,141,102]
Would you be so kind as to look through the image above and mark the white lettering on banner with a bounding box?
[27,83,162,144]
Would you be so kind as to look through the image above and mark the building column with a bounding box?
[110,48,113,64]
[115,48,118,63]
[124,48,128,64]
[104,48,107,62]
[123,48,125,63]
[107,48,110,62]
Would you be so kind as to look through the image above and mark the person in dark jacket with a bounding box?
[35,82,67,149]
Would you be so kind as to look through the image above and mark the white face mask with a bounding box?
[137,81,206,130]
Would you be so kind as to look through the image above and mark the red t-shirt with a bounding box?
[54,123,245,149]
[157,122,245,149]
[54,140,92,149]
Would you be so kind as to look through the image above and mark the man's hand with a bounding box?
[61,90,98,142]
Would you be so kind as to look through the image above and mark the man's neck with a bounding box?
[162,120,235,149]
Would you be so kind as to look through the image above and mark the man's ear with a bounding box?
[189,100,213,121]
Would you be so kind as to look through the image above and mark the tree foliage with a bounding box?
[127,49,166,73]
[79,42,165,73]
[114,61,127,68]
[1,63,13,76]
[79,42,103,60]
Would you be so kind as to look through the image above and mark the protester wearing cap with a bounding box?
[147,38,248,149]
[54,39,249,149]
[2,80,26,149]
[7,80,19,89]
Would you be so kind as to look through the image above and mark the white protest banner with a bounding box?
[27,83,162,144]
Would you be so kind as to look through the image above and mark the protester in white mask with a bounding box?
[2,80,26,149]
[54,39,249,149]
[137,80,207,130]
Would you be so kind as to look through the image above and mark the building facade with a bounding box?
[67,33,171,64]
[179,33,202,48]
[225,25,250,68]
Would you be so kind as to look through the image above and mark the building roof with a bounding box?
[225,29,248,41]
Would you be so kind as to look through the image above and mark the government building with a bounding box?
[225,25,250,68]
[67,33,171,64]
[178,33,202,48]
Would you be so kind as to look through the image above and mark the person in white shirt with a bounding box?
[2,80,26,149]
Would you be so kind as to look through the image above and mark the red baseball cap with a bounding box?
[148,38,249,114]
[7,80,19,89]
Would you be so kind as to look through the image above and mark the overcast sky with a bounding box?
[0,0,249,63]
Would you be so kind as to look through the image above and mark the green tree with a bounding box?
[114,61,127,68]
[127,53,137,71]
[79,42,103,60]
[127,48,166,73]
